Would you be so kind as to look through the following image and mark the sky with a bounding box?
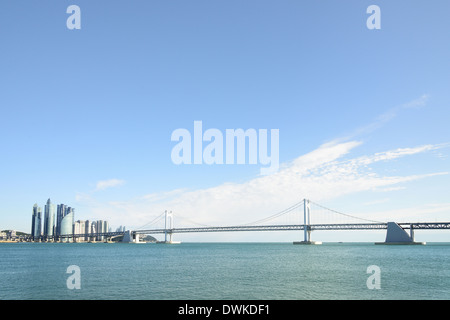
[0,0,449,242]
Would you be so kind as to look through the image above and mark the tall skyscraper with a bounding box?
[67,207,75,219]
[56,203,67,236]
[43,198,55,238]
[91,223,96,241]
[73,220,85,237]
[96,220,103,241]
[60,209,74,242]
[55,204,76,237]
[103,221,109,234]
[85,220,91,241]
[31,203,42,239]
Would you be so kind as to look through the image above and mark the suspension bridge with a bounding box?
[121,199,450,245]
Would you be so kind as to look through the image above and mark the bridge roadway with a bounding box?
[35,222,449,240]
[133,222,450,235]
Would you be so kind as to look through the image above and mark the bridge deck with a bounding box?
[134,222,450,234]
[28,222,450,240]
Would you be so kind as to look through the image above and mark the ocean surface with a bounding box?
[0,242,449,300]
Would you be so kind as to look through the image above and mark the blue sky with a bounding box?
[1,0,449,241]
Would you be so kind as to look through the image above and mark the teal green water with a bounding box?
[0,242,449,300]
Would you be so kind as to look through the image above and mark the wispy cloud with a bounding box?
[95,179,125,191]
[347,144,442,166]
[402,94,429,109]
[363,198,390,206]
[346,94,430,140]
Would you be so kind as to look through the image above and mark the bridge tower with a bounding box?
[304,199,311,242]
[164,210,173,243]
[163,210,180,244]
[293,199,322,245]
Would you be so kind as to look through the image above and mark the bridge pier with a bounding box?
[375,222,425,245]
[122,230,142,243]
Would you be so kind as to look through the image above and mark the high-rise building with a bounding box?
[56,204,76,236]
[60,209,74,241]
[84,220,91,241]
[103,221,109,235]
[67,207,75,219]
[73,220,85,242]
[96,220,103,241]
[90,223,96,241]
[56,204,67,236]
[43,198,55,238]
[31,203,42,239]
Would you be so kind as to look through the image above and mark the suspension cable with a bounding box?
[239,200,305,226]
[309,200,384,223]
[134,211,166,230]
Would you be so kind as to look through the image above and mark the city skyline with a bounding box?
[29,198,116,242]
[1,1,449,242]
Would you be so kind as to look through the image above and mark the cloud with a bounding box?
[363,198,390,206]
[347,144,442,166]
[346,94,430,140]
[373,186,406,192]
[402,94,429,109]
[95,179,125,191]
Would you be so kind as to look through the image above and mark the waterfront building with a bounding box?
[90,223,96,241]
[43,199,55,239]
[72,220,84,242]
[90,220,111,241]
[60,209,74,242]
[56,203,66,236]
[31,203,42,239]
[56,204,76,236]
[103,221,109,235]
[95,220,101,241]
[96,220,104,232]
[84,220,91,241]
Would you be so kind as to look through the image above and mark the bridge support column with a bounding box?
[294,199,321,245]
[375,222,425,245]
[122,230,142,243]
[303,199,309,242]
[162,210,180,244]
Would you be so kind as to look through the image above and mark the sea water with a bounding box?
[0,242,448,300]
